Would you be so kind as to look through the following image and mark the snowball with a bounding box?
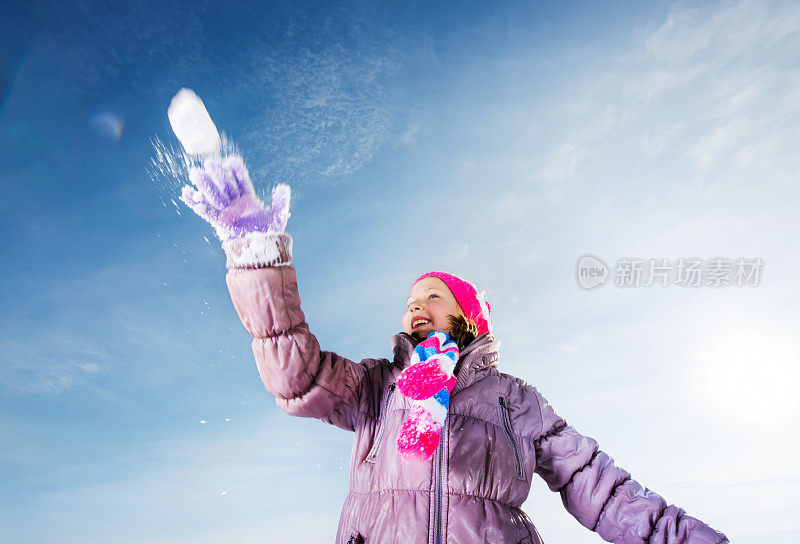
[167,88,221,156]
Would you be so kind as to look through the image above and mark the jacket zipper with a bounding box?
[433,412,449,544]
[499,396,524,479]
[366,383,396,462]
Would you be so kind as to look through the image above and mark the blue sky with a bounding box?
[1,0,799,542]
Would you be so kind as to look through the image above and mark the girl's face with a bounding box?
[403,276,465,340]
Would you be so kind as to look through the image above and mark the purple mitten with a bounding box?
[179,153,291,240]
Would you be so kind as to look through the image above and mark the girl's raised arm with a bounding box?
[224,231,381,431]
[528,386,729,544]
[180,154,380,432]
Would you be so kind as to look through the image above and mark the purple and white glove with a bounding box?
[179,153,290,241]
[179,153,293,269]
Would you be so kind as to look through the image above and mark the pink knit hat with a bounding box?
[414,271,494,337]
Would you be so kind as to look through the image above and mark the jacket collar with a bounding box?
[391,332,501,394]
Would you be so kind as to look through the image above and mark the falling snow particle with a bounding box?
[200,420,207,424]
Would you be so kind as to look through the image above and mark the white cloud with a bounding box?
[643,7,713,62]
[394,121,420,148]
[622,66,703,102]
[460,159,478,177]
[443,242,469,264]
[556,335,592,354]
[488,192,530,221]
[687,115,750,168]
[539,142,587,203]
[533,0,800,205]
[0,336,108,395]
[642,122,685,158]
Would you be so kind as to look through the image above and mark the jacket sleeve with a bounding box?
[222,231,373,432]
[530,387,729,544]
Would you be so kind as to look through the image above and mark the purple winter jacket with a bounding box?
[222,232,729,544]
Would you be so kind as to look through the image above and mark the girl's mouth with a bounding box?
[412,317,431,328]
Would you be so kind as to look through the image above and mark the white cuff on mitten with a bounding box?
[221,232,293,269]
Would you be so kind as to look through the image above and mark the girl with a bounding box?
[180,155,729,544]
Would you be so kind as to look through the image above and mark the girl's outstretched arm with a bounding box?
[529,387,729,544]
[177,151,377,432]
[224,231,379,432]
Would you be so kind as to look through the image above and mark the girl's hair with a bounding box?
[447,313,479,350]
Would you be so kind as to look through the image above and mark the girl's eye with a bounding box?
[428,294,438,300]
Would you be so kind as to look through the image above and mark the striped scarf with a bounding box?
[395,331,460,461]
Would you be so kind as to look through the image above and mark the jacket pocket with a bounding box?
[499,396,526,480]
[365,383,396,463]
[347,529,365,544]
